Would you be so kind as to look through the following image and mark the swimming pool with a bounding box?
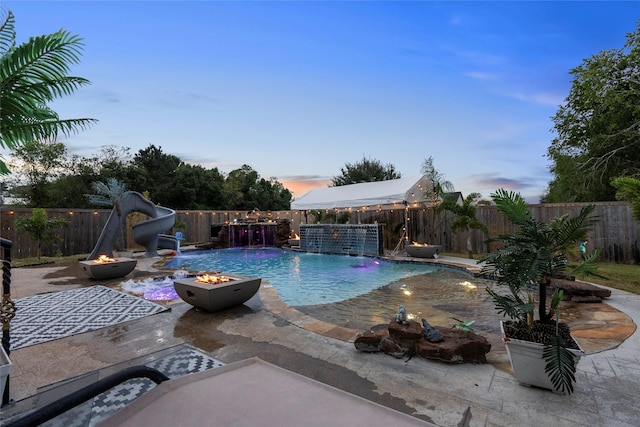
[162,247,443,306]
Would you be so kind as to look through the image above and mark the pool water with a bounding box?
[120,271,189,302]
[297,269,499,333]
[163,247,443,306]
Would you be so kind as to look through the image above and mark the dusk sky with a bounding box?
[3,1,638,203]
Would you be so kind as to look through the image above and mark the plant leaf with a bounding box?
[543,336,577,394]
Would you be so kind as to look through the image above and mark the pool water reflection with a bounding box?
[296,269,500,335]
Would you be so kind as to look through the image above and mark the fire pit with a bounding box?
[79,255,138,280]
[174,273,261,312]
[405,243,442,259]
[288,234,300,247]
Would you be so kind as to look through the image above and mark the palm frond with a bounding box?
[543,336,577,394]
[89,179,127,205]
[553,205,597,249]
[0,29,84,80]
[491,189,532,226]
[0,14,97,156]
[611,177,640,222]
[612,176,640,200]
[0,10,15,54]
[85,195,111,207]
[486,287,531,321]
[568,249,608,279]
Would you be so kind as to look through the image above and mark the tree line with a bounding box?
[543,20,640,204]
[5,142,293,211]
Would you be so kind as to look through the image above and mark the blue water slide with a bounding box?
[87,191,177,259]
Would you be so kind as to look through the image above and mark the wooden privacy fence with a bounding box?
[406,201,640,264]
[0,202,638,264]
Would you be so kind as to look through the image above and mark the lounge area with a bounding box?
[1,253,639,426]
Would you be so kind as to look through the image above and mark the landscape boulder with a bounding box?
[416,327,491,364]
[354,318,491,364]
[550,278,611,302]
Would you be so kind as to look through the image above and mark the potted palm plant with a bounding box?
[480,189,601,394]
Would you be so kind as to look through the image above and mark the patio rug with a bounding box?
[46,346,226,427]
[10,286,170,350]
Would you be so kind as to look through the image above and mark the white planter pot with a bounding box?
[501,321,584,393]
[0,344,11,402]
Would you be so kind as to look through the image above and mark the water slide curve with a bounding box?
[88,191,178,260]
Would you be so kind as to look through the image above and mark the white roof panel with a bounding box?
[291,175,431,210]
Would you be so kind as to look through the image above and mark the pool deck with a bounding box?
[2,251,640,426]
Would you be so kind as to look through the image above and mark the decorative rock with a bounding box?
[551,278,611,299]
[422,318,444,342]
[354,327,388,352]
[355,319,492,364]
[416,327,491,364]
[388,319,423,341]
[379,336,409,359]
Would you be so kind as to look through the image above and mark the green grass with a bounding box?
[11,255,86,268]
[11,252,640,295]
[574,262,640,294]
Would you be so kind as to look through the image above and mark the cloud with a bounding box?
[512,91,564,106]
[457,172,548,204]
[465,173,529,191]
[465,71,500,80]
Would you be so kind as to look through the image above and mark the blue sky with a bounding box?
[3,1,639,203]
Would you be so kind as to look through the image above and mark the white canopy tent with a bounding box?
[291,175,433,211]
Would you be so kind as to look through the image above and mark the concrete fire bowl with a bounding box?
[79,257,138,280]
[174,274,261,312]
[405,244,442,259]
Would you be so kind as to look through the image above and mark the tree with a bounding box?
[544,21,640,202]
[437,192,487,259]
[480,189,602,393]
[420,156,456,243]
[224,165,259,210]
[611,177,640,223]
[89,178,127,213]
[127,145,181,204]
[249,177,293,211]
[482,189,600,325]
[95,145,132,180]
[222,165,291,210]
[164,164,228,210]
[15,208,69,259]
[7,140,68,206]
[0,10,96,174]
[421,156,455,203]
[331,156,401,186]
[88,178,128,249]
